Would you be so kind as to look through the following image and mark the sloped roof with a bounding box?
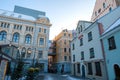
[103,18,120,35]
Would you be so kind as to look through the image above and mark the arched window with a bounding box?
[27,48,31,58]
[0,31,7,41]
[25,34,32,44]
[21,47,26,58]
[12,32,20,43]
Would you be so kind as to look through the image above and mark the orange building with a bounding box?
[53,29,73,73]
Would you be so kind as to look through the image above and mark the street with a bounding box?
[35,73,90,80]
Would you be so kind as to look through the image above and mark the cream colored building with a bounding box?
[54,29,72,73]
[91,0,120,21]
[0,6,51,72]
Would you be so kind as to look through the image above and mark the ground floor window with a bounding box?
[77,63,80,73]
[88,63,93,75]
[95,62,102,76]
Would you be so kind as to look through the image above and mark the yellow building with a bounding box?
[53,29,73,73]
[91,0,120,21]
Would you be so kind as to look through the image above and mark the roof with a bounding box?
[102,18,120,35]
[0,9,36,21]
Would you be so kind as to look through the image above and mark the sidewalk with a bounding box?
[61,73,91,80]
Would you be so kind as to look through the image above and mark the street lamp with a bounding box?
[31,48,38,67]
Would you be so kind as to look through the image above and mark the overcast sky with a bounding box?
[0,0,96,40]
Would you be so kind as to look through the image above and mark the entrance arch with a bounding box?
[114,64,120,79]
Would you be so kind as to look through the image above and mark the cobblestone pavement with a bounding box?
[35,73,91,80]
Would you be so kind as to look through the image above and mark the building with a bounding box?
[71,21,107,80]
[91,0,120,21]
[0,6,51,72]
[101,18,120,80]
[53,29,72,73]
[0,44,18,80]
[71,6,120,80]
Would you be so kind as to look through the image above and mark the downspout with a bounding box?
[98,23,109,80]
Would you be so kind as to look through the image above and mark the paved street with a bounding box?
[35,73,90,80]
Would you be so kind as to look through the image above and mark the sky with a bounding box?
[0,0,96,40]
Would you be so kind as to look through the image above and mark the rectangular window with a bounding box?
[108,36,116,50]
[4,23,6,28]
[64,56,67,61]
[38,51,43,58]
[26,26,28,31]
[88,63,93,75]
[89,48,95,58]
[0,22,3,27]
[39,38,44,45]
[17,25,19,29]
[69,56,71,61]
[69,48,71,53]
[88,32,92,41]
[73,55,75,62]
[77,64,80,73]
[29,27,31,31]
[81,51,84,60]
[39,28,41,32]
[31,27,33,32]
[14,25,16,29]
[44,29,46,33]
[20,25,22,30]
[80,38,83,46]
[64,33,66,36]
[64,48,66,52]
[95,62,102,76]
[72,43,75,50]
[7,23,10,28]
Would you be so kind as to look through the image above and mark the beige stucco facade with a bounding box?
[0,7,51,72]
[53,29,72,73]
[91,0,120,21]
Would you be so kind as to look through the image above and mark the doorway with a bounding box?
[114,64,120,79]
[82,65,85,77]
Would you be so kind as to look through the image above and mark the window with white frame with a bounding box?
[12,32,20,43]
[39,38,44,45]
[88,31,92,41]
[44,29,46,33]
[0,31,7,41]
[25,34,32,44]
[89,48,95,58]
